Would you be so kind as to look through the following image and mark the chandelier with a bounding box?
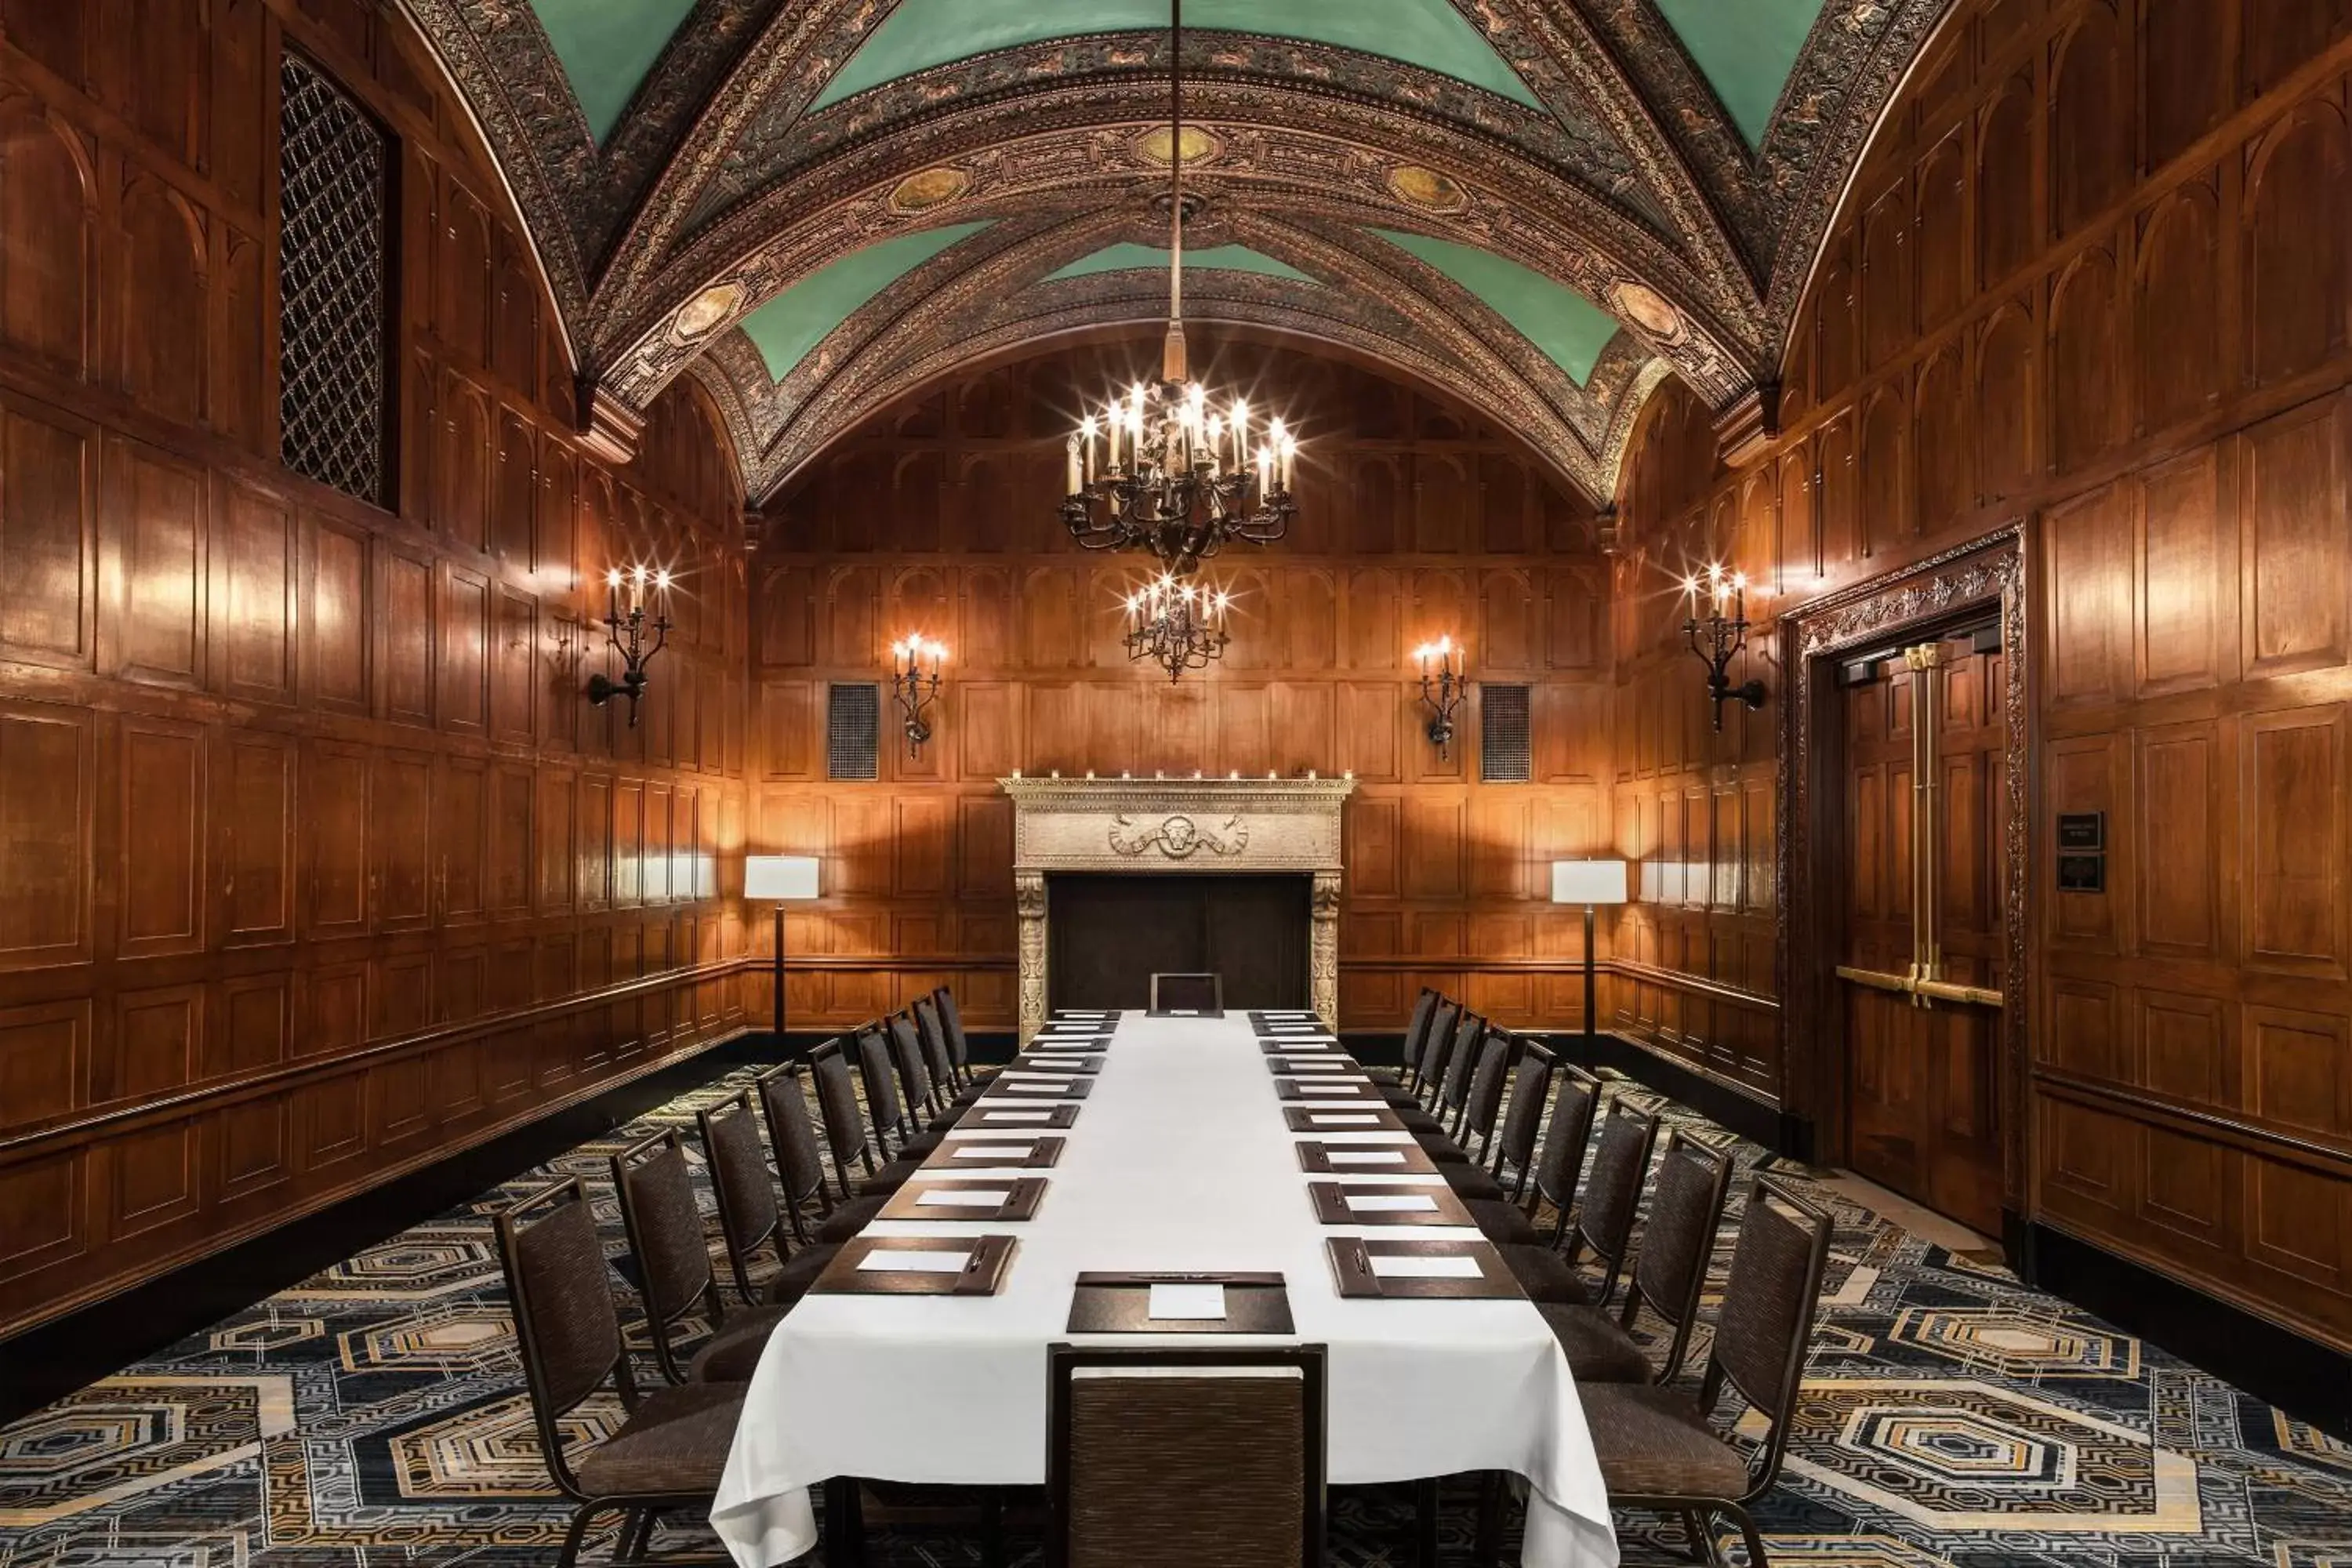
[1123,574,1230,681]
[1059,0,1298,578]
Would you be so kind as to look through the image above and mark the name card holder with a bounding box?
[813,1235,1019,1296]
[1327,1239,1519,1299]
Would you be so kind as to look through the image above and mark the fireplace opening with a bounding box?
[1046,873,1310,1012]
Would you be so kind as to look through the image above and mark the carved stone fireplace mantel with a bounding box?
[1000,775,1357,1041]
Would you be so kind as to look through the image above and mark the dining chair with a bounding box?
[696,1089,837,1309]
[888,1010,958,1130]
[494,1176,746,1568]
[1530,1062,1604,1242]
[1373,989,1440,1096]
[1398,998,1460,1128]
[1047,1344,1326,1568]
[804,1040,906,1236]
[931,987,981,1091]
[753,1060,833,1247]
[1428,1008,1486,1147]
[914,993,984,1106]
[855,1022,938,1160]
[1566,1098,1663,1305]
[1435,1029,1519,1202]
[1491,1038,1558,1195]
[612,1127,790,1386]
[1576,1174,1832,1568]
[1537,1129,1734,1386]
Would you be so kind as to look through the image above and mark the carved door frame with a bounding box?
[1777,524,2034,1219]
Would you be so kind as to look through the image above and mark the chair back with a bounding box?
[1699,1174,1833,1489]
[1047,1345,1325,1568]
[933,986,974,1077]
[1532,1062,1603,1227]
[854,1022,913,1153]
[1574,1098,1660,1301]
[698,1089,783,1302]
[888,1011,938,1119]
[1396,988,1440,1087]
[1492,1038,1555,1188]
[808,1037,875,1188]
[1457,1027,1516,1147]
[1415,997,1461,1109]
[755,1060,830,1232]
[1150,972,1224,1012]
[1621,1129,1736,1383]
[611,1128,719,1385]
[1436,1009,1485,1115]
[493,1177,629,1497]
[913,993,958,1089]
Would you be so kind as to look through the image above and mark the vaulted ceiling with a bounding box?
[407,0,1955,504]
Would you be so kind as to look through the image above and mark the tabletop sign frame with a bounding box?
[1296,1140,1440,1175]
[982,1077,1094,1102]
[1283,1105,1406,1133]
[1273,1078,1378,1101]
[923,1135,1066,1171]
[1307,1181,1478,1228]
[811,1234,1020,1296]
[877,1176,1050,1222]
[963,1102,1083,1130]
[1326,1239,1520,1299]
[1065,1272,1295,1334]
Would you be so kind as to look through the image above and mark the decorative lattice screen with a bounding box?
[828,684,881,780]
[1479,684,1532,782]
[279,53,390,507]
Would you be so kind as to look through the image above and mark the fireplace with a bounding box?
[1000,775,1356,1040]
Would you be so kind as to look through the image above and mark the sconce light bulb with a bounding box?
[1080,415,1097,438]
[655,570,671,591]
[607,568,622,588]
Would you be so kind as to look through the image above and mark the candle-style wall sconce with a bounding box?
[1681,564,1766,731]
[1414,636,1468,759]
[587,564,671,727]
[891,635,947,756]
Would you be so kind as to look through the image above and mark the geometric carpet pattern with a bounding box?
[3,1063,2351,1566]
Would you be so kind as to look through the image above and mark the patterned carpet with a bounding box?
[3,1055,2350,1567]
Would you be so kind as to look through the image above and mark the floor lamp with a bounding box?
[746,855,820,1045]
[1552,859,1628,1046]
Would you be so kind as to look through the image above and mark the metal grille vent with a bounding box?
[1480,684,1532,783]
[279,53,390,506]
[827,683,881,780]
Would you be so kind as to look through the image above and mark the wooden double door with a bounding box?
[1835,628,2008,1236]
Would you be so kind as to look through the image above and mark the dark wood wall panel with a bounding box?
[0,0,753,1337]
[1610,0,2352,1348]
[752,341,1611,1035]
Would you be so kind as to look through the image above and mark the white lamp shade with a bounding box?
[1552,859,1628,906]
[745,854,821,901]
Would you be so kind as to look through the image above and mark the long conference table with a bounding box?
[711,1009,1619,1567]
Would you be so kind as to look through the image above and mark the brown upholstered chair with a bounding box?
[1149,971,1224,1013]
[1577,1174,1832,1568]
[1398,998,1461,1127]
[915,993,984,1105]
[855,1022,940,1160]
[1490,1037,1558,1195]
[494,1176,746,1567]
[696,1089,837,1310]
[1530,1061,1604,1241]
[1410,1010,1486,1156]
[612,1127,794,1387]
[1565,1098,1662,1304]
[1466,1065,1606,1304]
[931,986,983,1091]
[888,1010,960,1129]
[1372,989,1441,1097]
[1538,1129,1734,1386]
[808,1036,919,1209]
[1047,1344,1325,1568]
[753,1059,833,1247]
[1434,1029,1519,1202]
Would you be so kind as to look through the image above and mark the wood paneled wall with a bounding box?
[0,0,752,1337]
[752,339,1613,1036]
[1610,0,2352,1347]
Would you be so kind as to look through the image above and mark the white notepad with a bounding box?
[916,1189,1008,1207]
[1348,1193,1439,1213]
[952,1145,1029,1160]
[980,1110,1053,1122]
[1312,1113,1378,1125]
[1329,1149,1407,1164]
[1004,1083,1072,1094]
[1369,1254,1483,1279]
[1147,1283,1226,1319]
[1300,1083,1368,1096]
[1288,1061,1347,1071]
[860,1250,970,1272]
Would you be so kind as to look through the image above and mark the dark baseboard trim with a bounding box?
[1544,1030,1812,1158]
[2022,1221,2352,1439]
[0,1039,765,1428]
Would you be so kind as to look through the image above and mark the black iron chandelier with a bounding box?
[1124,573,1230,681]
[1059,0,1298,579]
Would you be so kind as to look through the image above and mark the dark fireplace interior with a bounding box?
[1047,874,1310,1012]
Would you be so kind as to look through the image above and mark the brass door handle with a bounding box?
[1835,964,2004,1008]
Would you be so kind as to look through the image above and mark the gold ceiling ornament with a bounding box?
[670,281,743,340]
[1059,0,1299,587]
[888,165,971,212]
[1134,124,1219,167]
[1611,281,1682,339]
[1385,164,1467,212]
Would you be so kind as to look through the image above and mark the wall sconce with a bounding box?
[587,564,671,727]
[1681,564,1766,731]
[890,635,946,756]
[1414,637,1468,759]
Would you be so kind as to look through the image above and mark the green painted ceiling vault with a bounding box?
[1370,229,1618,386]
[1046,244,1319,285]
[531,0,695,144]
[739,222,993,380]
[1653,0,1827,147]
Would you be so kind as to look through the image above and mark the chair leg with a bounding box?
[981,1489,1006,1568]
[824,1475,867,1568]
[554,1502,601,1568]
[1727,1504,1769,1568]
[1471,1472,1504,1567]
[619,1507,655,1564]
[1414,1476,1440,1566]
[1677,1508,1711,1563]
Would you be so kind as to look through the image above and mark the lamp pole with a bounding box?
[745,855,820,1051]
[1552,860,1628,1055]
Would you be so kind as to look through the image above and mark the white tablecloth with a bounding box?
[711,1012,1619,1567]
